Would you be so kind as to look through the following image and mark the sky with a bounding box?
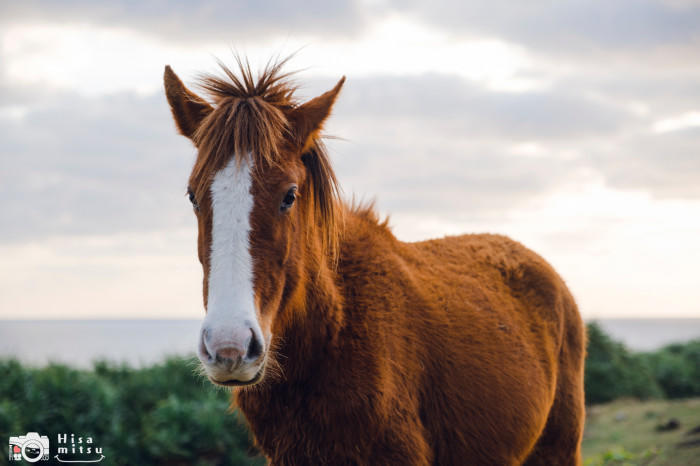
[1,0,699,319]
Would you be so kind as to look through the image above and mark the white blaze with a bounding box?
[205,157,258,338]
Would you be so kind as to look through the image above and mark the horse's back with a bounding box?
[397,233,585,464]
[405,233,577,351]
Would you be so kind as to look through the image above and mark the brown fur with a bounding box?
[164,57,586,465]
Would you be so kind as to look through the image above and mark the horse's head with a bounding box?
[164,59,343,387]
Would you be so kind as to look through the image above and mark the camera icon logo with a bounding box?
[8,433,50,463]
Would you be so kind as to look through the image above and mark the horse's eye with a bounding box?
[280,186,297,212]
[187,188,199,211]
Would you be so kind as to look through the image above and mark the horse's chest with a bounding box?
[238,388,378,464]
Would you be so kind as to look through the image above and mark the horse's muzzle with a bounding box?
[197,324,265,385]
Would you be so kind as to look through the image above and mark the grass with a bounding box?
[583,398,700,465]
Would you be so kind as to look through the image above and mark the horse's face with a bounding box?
[164,64,343,387]
[188,146,308,387]
[190,146,306,385]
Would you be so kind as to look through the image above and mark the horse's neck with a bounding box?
[273,257,343,381]
[271,207,382,382]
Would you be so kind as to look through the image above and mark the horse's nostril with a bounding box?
[246,328,263,361]
[199,331,213,362]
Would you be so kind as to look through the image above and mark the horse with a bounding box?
[163,57,586,465]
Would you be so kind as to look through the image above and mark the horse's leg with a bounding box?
[523,383,585,465]
[524,313,586,466]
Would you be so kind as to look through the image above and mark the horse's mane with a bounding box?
[189,56,341,265]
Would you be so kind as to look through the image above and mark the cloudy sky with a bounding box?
[1,0,699,319]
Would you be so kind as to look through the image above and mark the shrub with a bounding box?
[643,340,700,399]
[0,357,262,465]
[584,323,664,404]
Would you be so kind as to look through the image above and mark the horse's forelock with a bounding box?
[188,56,340,265]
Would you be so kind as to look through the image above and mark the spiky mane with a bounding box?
[191,56,298,177]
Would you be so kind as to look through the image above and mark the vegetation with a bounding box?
[1,324,698,464]
[0,358,263,466]
[585,322,700,404]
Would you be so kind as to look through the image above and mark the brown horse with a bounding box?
[164,57,585,465]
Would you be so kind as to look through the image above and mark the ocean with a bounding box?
[0,319,698,368]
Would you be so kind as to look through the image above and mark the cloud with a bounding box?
[325,73,700,212]
[318,73,632,221]
[6,0,699,54]
[592,127,700,198]
[0,90,197,242]
[652,111,700,133]
[391,0,700,54]
[556,69,700,118]
[333,74,635,139]
[0,0,366,43]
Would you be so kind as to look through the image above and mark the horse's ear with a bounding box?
[163,65,213,140]
[291,76,345,153]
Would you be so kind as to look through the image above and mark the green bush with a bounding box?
[642,340,700,399]
[585,323,664,404]
[0,357,263,466]
[585,322,700,404]
[143,396,255,465]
